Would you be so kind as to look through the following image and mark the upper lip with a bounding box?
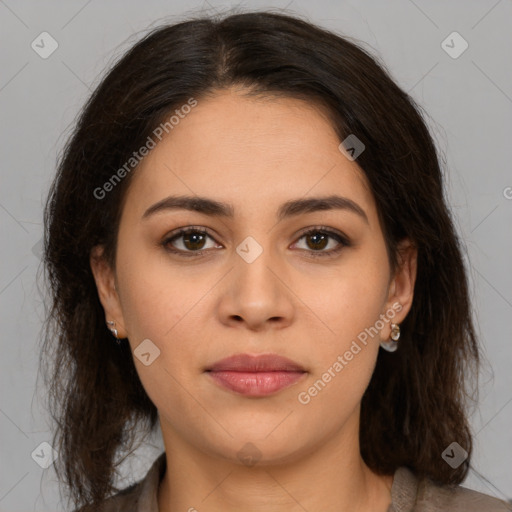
[206,353,306,372]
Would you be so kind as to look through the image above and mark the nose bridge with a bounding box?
[231,210,280,277]
[218,231,295,328]
[234,234,281,304]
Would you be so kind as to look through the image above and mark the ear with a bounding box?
[384,238,417,327]
[90,245,127,338]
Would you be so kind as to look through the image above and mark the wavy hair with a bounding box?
[40,9,480,510]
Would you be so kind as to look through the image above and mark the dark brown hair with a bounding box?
[41,8,480,510]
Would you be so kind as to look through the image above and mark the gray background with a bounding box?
[1,0,511,510]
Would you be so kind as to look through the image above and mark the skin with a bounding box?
[91,87,417,512]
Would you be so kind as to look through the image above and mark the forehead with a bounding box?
[123,88,375,220]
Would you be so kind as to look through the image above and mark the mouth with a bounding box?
[205,353,307,397]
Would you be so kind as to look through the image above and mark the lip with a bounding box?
[206,353,306,373]
[205,353,307,397]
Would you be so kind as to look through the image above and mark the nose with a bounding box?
[216,248,295,332]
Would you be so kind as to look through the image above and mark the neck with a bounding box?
[157,412,393,512]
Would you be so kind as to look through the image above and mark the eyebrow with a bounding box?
[142,194,368,224]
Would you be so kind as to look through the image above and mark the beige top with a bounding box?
[79,452,511,511]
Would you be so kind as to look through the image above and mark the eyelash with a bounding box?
[161,225,350,259]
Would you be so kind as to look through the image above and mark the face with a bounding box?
[91,87,416,466]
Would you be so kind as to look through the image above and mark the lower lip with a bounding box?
[207,370,306,397]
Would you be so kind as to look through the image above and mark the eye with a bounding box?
[292,227,350,258]
[161,225,350,258]
[161,227,220,256]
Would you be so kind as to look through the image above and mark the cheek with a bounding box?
[115,245,220,366]
[114,250,208,412]
[294,273,386,420]
[115,230,184,331]
[116,264,173,342]
[307,254,389,346]
[298,250,389,398]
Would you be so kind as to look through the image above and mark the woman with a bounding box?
[41,9,511,512]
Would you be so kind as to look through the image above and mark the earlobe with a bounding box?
[90,245,127,338]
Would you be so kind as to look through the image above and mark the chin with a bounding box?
[203,431,312,468]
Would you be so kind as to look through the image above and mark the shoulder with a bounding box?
[392,466,512,511]
[72,481,143,512]
[418,478,512,511]
[72,452,166,512]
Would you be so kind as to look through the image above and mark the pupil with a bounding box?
[185,232,205,250]
[308,233,327,250]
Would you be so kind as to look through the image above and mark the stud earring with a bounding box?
[106,320,121,345]
[380,323,400,352]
